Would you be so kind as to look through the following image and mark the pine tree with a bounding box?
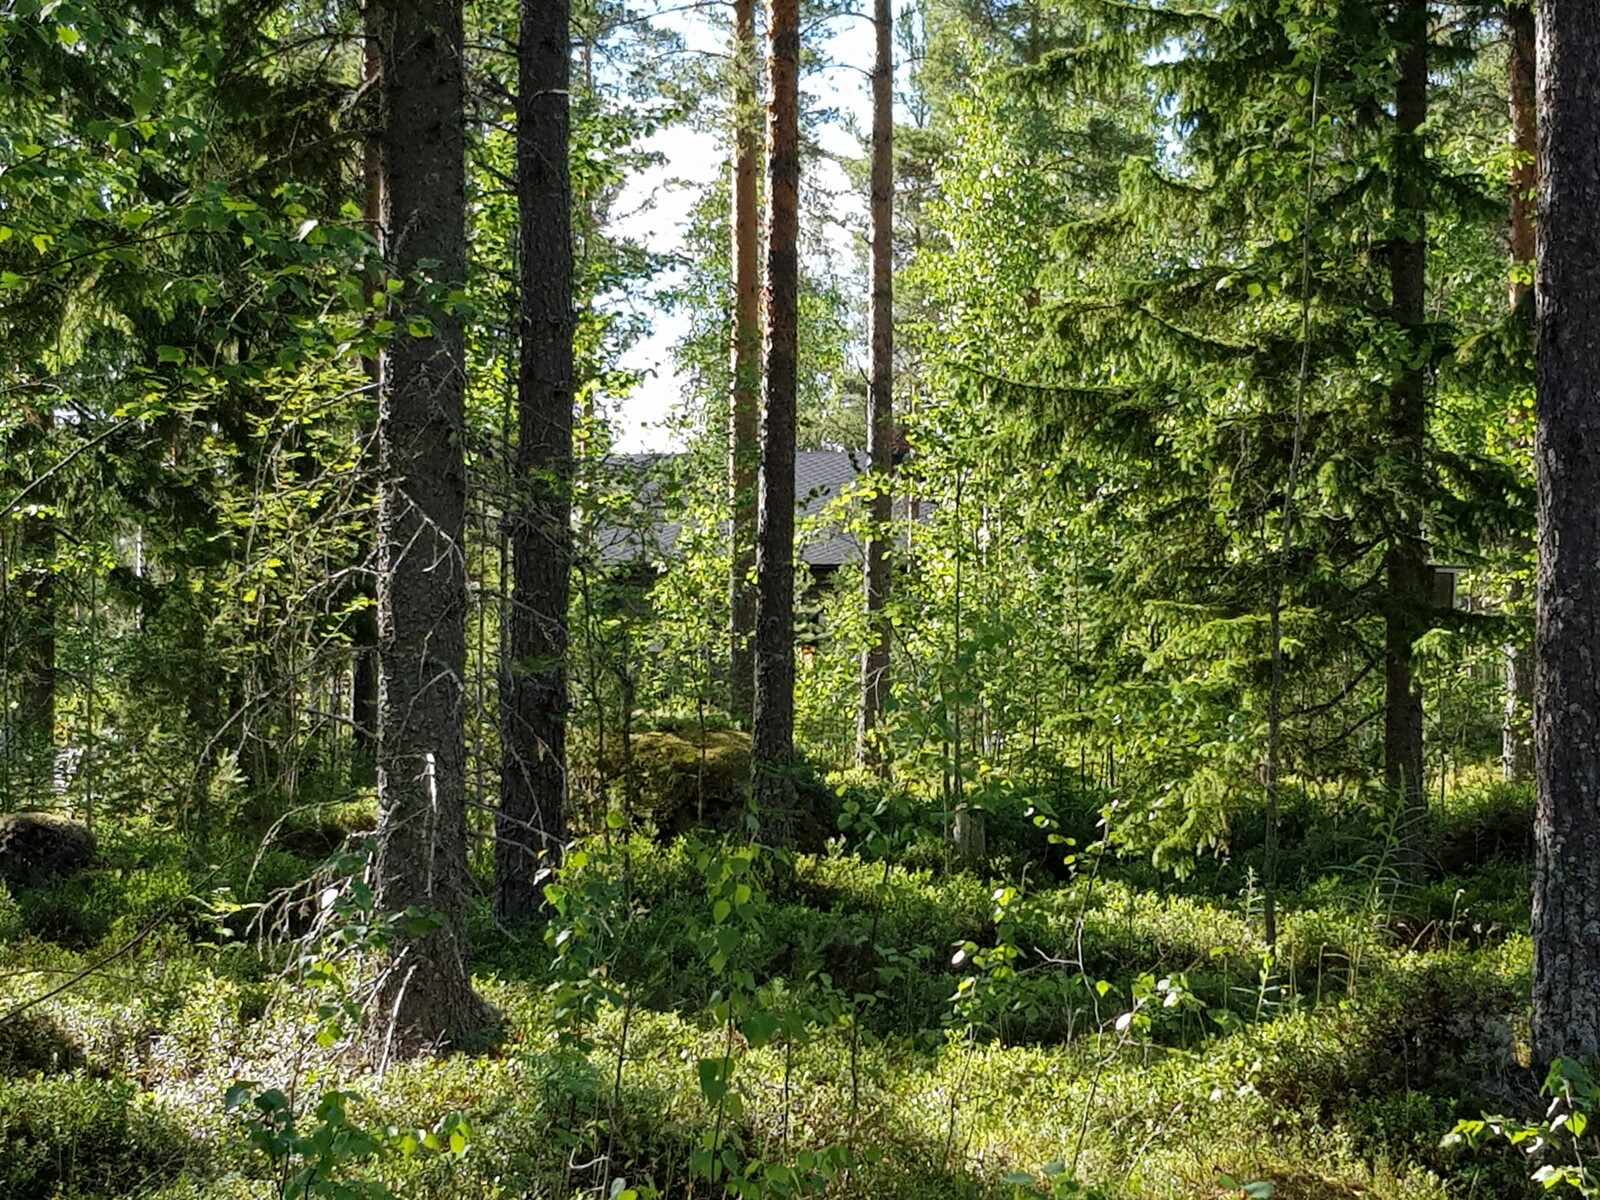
[371,0,493,1048]
[1501,0,1535,783]
[1383,0,1430,879]
[728,0,762,729]
[497,0,576,924]
[857,0,896,772]
[1530,0,1600,1066]
[751,0,802,831]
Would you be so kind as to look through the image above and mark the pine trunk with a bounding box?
[728,0,760,728]
[1502,0,1536,784]
[1383,0,1429,878]
[352,34,383,765]
[1531,0,1600,1067]
[751,0,800,834]
[371,0,490,1050]
[497,0,574,924]
[17,425,55,793]
[1508,1,1537,310]
[856,0,893,773]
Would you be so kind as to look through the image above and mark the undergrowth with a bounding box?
[0,773,1545,1199]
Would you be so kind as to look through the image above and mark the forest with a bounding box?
[3,0,1600,1196]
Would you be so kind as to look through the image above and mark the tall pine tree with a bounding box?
[497,0,575,924]
[750,0,801,832]
[371,0,492,1048]
[1530,0,1600,1066]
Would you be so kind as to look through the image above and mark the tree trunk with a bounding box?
[727,0,760,729]
[751,0,800,835]
[1502,0,1536,784]
[17,422,55,794]
[371,0,491,1051]
[856,0,894,774]
[1531,0,1600,1067]
[1383,0,1429,879]
[497,0,574,925]
[1508,1,1537,312]
[352,33,383,767]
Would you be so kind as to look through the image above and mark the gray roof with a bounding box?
[588,450,871,568]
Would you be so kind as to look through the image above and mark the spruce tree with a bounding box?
[1020,0,1512,863]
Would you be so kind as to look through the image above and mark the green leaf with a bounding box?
[739,1012,780,1048]
[696,1057,730,1104]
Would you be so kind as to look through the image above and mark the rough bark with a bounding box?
[1383,0,1429,878]
[1531,0,1600,1067]
[352,34,383,765]
[371,0,491,1051]
[1502,1,1536,783]
[727,0,760,729]
[16,436,55,791]
[1509,1,1537,312]
[497,0,574,924]
[1503,627,1533,780]
[751,0,800,835]
[856,0,893,773]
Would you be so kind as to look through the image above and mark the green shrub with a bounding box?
[0,1075,197,1199]
[16,860,193,949]
[1252,955,1520,1125]
[0,1011,85,1078]
[1434,781,1533,875]
[0,879,21,942]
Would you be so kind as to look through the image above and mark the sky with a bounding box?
[603,6,883,452]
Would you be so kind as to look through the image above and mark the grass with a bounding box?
[0,772,1549,1199]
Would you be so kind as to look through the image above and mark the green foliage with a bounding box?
[0,0,1561,1199]
[0,1075,198,1200]
[224,1084,470,1200]
[0,880,21,942]
[0,1010,85,1078]
[1448,1057,1600,1195]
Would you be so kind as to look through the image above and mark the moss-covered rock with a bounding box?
[270,798,378,861]
[0,813,94,891]
[612,729,836,848]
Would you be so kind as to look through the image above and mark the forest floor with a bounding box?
[0,767,1552,1199]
